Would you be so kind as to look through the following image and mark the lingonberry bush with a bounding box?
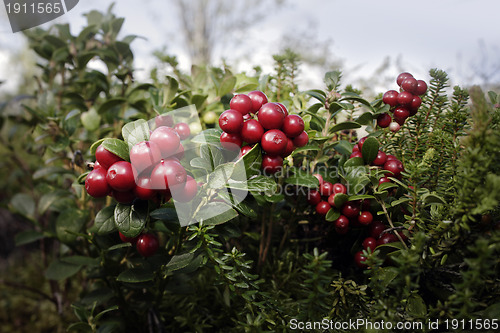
[1,7,499,332]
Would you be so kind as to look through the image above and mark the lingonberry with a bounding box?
[308,189,322,205]
[149,126,181,158]
[378,177,391,186]
[292,131,309,147]
[171,175,198,202]
[383,159,404,177]
[372,150,387,166]
[358,211,373,225]
[220,132,243,151]
[354,250,368,268]
[377,232,399,246]
[136,233,160,257]
[130,141,162,175]
[389,122,401,132]
[357,137,367,150]
[397,91,414,106]
[261,129,288,155]
[315,201,331,215]
[319,182,334,196]
[350,151,362,159]
[238,145,253,159]
[327,193,336,207]
[352,144,360,152]
[409,95,422,115]
[112,189,135,204]
[281,138,295,157]
[396,72,414,86]
[95,145,124,170]
[174,122,191,140]
[386,154,398,161]
[247,91,268,113]
[415,80,428,95]
[362,237,377,251]
[119,232,139,245]
[229,94,253,115]
[393,106,410,123]
[382,90,399,107]
[313,174,324,185]
[282,115,305,138]
[401,77,418,94]
[261,154,283,174]
[106,161,136,192]
[341,201,360,218]
[150,159,187,190]
[258,103,286,129]
[241,119,264,144]
[134,174,156,201]
[85,168,111,198]
[275,102,289,117]
[333,183,347,195]
[377,113,392,128]
[219,109,244,134]
[334,215,349,233]
[369,221,386,239]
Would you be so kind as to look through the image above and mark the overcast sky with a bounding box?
[1,0,499,92]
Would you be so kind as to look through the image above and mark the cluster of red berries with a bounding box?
[219,91,309,174]
[85,115,197,204]
[119,232,159,257]
[377,72,428,132]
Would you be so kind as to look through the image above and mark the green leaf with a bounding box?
[291,144,320,156]
[208,163,235,189]
[330,121,362,134]
[422,193,446,205]
[81,107,101,131]
[349,194,376,201]
[391,197,411,207]
[195,202,238,225]
[325,209,340,222]
[61,256,100,267]
[121,119,150,149]
[355,112,374,125]
[324,71,341,90]
[46,260,82,280]
[10,193,35,219]
[90,138,106,156]
[38,190,68,215]
[377,182,398,192]
[406,293,427,318]
[33,166,71,180]
[114,202,148,238]
[333,193,349,208]
[150,207,179,222]
[15,230,45,246]
[340,92,375,112]
[218,75,237,97]
[116,268,154,283]
[333,140,353,155]
[56,208,88,244]
[344,157,365,167]
[127,83,155,97]
[192,128,223,144]
[98,98,127,113]
[305,89,326,104]
[102,138,130,161]
[166,253,195,272]
[361,136,379,164]
[246,176,278,193]
[284,174,320,188]
[235,144,262,178]
[95,205,117,235]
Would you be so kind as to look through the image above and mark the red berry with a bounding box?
[308,189,322,205]
[171,175,198,202]
[261,154,283,174]
[150,159,187,190]
[315,201,331,215]
[362,237,377,251]
[247,91,268,113]
[130,141,162,175]
[112,189,135,204]
[280,138,296,158]
[230,94,253,115]
[358,137,367,150]
[319,182,334,197]
[134,175,156,201]
[85,168,111,198]
[238,145,253,159]
[382,90,399,107]
[378,177,391,186]
[95,145,124,170]
[106,161,136,192]
[341,201,360,219]
[261,129,288,155]
[220,132,243,151]
[377,232,399,246]
[275,102,289,117]
[241,119,264,144]
[369,221,386,239]
[219,109,244,134]
[350,151,362,159]
[386,154,398,161]
[396,72,414,86]
[393,107,410,123]
[383,159,404,177]
[358,211,373,225]
[327,193,336,207]
[292,131,309,147]
[397,91,414,106]
[174,122,191,140]
[149,126,181,158]
[377,113,392,128]
[258,103,286,129]
[334,215,349,233]
[119,232,139,245]
[372,150,387,166]
[415,80,428,96]
[409,96,422,115]
[354,250,368,268]
[313,174,324,185]
[401,77,418,94]
[282,115,305,138]
[352,144,360,152]
[136,233,159,257]
[333,183,347,195]
[155,114,174,128]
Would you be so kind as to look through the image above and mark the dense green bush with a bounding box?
[1,7,499,333]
